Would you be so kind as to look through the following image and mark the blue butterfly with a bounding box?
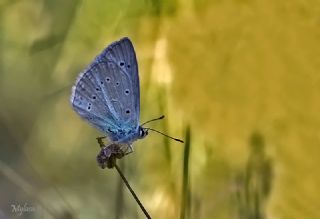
[70,37,182,168]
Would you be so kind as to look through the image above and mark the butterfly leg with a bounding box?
[124,144,134,155]
[96,136,107,148]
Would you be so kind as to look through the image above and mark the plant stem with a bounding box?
[114,164,151,219]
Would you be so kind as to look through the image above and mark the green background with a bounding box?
[0,0,319,218]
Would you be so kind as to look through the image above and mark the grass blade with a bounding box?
[180,125,191,219]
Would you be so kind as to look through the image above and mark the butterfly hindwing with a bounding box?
[71,64,120,133]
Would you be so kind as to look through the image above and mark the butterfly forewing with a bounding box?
[102,38,140,122]
[91,61,138,127]
[70,37,140,141]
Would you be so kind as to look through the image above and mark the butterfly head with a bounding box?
[138,126,148,139]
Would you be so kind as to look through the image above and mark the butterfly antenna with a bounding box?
[145,128,184,143]
[141,115,165,126]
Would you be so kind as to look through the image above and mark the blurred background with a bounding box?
[0,0,320,218]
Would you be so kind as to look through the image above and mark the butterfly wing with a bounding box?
[101,37,140,127]
[70,38,140,142]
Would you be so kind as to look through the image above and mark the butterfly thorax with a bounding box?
[107,126,148,143]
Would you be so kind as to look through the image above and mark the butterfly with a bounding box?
[70,37,183,168]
